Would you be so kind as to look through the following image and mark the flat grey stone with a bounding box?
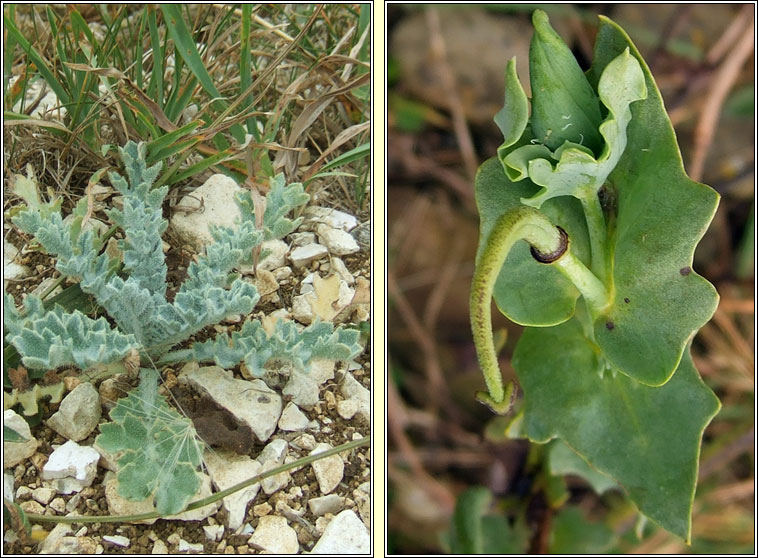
[248,515,299,554]
[41,440,99,494]
[290,243,328,268]
[278,402,309,431]
[4,409,39,468]
[204,450,262,531]
[179,363,282,443]
[170,174,243,251]
[47,382,101,442]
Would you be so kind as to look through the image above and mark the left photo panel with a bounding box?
[3,4,372,555]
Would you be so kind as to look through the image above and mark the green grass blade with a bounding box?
[319,143,369,173]
[169,148,236,184]
[147,6,164,108]
[160,5,245,143]
[4,15,71,106]
[240,4,259,141]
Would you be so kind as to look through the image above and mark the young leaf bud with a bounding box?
[529,9,603,153]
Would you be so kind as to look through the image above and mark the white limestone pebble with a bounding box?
[102,535,130,547]
[177,538,204,553]
[340,372,370,422]
[310,443,344,495]
[308,494,344,516]
[315,223,360,256]
[41,440,100,494]
[311,510,370,554]
[290,243,328,268]
[303,206,358,231]
[203,450,261,531]
[4,472,15,503]
[336,399,359,420]
[277,402,309,431]
[3,409,38,468]
[170,174,242,250]
[248,515,299,554]
[203,524,224,542]
[259,439,291,495]
[151,540,169,554]
[31,486,56,505]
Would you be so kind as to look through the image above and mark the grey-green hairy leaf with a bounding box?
[96,368,204,515]
[4,292,139,371]
[169,319,362,377]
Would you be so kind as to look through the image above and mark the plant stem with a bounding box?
[579,189,609,284]
[12,436,370,525]
[470,207,565,414]
[553,250,610,316]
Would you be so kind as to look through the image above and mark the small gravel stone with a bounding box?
[248,515,299,554]
[310,443,344,495]
[31,486,56,505]
[336,399,359,420]
[308,494,344,516]
[102,535,130,548]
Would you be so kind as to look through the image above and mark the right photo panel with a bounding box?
[386,3,755,555]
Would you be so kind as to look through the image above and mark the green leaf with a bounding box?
[586,17,719,386]
[4,424,30,443]
[529,9,602,152]
[548,507,616,554]
[507,47,647,209]
[474,157,590,326]
[494,57,528,152]
[444,487,528,554]
[513,317,720,542]
[546,440,617,495]
[95,368,204,516]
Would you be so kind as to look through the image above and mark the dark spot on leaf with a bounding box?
[624,297,630,304]
[606,321,615,331]
[680,266,691,276]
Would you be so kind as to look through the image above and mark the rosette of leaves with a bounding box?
[5,141,361,376]
[470,11,719,541]
[4,141,363,515]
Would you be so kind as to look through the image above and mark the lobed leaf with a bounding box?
[586,18,720,386]
[186,318,362,376]
[514,317,719,542]
[4,292,138,371]
[95,367,204,516]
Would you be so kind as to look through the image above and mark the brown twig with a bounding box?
[387,372,456,512]
[711,307,755,372]
[388,270,451,411]
[699,427,755,480]
[689,11,754,182]
[706,5,754,66]
[425,7,478,181]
